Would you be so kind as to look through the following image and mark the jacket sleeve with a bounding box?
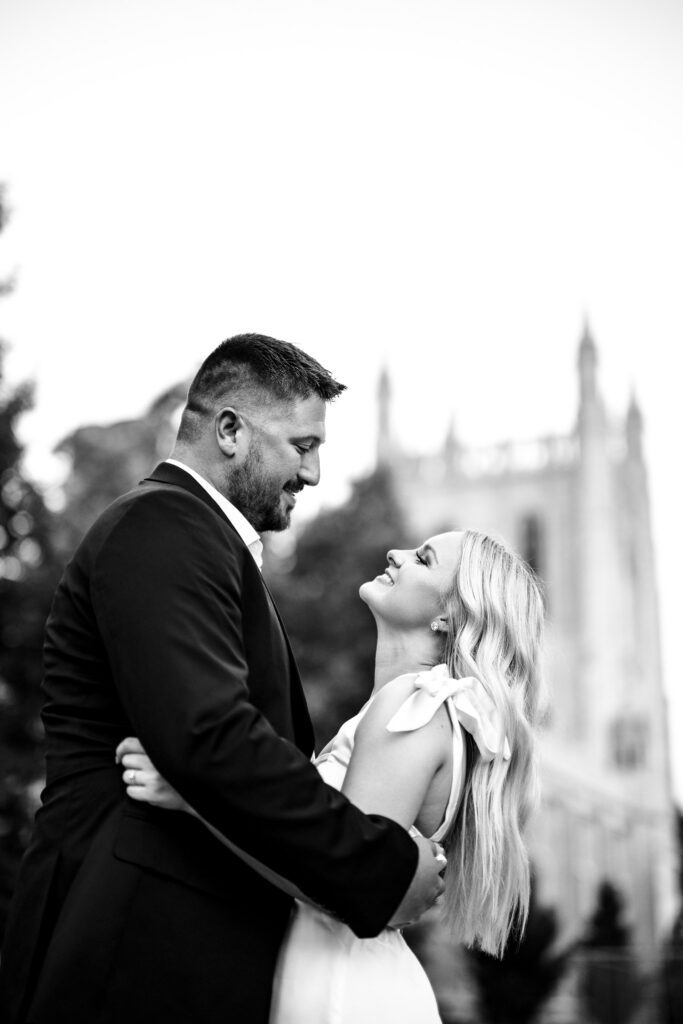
[90,487,417,937]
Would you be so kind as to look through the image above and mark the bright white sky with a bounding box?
[1,0,682,798]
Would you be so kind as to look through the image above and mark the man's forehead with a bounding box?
[271,394,327,439]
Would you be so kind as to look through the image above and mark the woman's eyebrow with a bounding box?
[419,543,438,563]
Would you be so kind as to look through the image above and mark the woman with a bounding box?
[117,529,545,1023]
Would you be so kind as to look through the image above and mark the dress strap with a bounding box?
[385,664,511,762]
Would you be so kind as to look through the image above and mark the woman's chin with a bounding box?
[358,579,383,606]
[360,577,391,617]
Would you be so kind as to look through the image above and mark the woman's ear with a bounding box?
[430,616,449,634]
[215,408,244,457]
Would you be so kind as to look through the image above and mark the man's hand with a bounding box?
[388,834,447,928]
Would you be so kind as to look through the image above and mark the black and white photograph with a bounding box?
[0,2,682,1022]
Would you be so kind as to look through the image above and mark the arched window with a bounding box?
[520,513,543,577]
[611,714,648,770]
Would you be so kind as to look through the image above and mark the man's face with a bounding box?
[228,394,327,532]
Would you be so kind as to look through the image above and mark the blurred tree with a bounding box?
[0,187,62,943]
[0,190,15,300]
[465,873,571,1024]
[268,466,409,745]
[580,880,642,1024]
[659,808,683,1022]
[54,382,187,557]
[584,879,631,948]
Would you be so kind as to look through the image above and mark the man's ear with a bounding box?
[215,408,244,457]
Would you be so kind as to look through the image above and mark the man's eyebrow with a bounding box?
[293,433,325,444]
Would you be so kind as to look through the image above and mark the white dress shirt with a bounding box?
[165,459,264,570]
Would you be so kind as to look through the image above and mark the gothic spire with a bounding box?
[578,317,598,390]
[376,363,393,468]
[443,414,459,472]
[626,388,644,459]
[577,317,603,432]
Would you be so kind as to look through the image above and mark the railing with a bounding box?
[536,949,683,1024]
[411,434,582,480]
[460,435,580,477]
[425,944,683,1024]
[407,422,632,482]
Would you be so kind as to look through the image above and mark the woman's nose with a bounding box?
[387,549,402,567]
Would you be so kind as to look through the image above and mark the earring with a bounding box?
[430,621,440,632]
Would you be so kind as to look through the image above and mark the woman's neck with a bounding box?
[372,626,442,694]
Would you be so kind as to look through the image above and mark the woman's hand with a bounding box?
[115,737,194,814]
[115,743,311,904]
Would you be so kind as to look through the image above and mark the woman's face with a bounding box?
[360,531,464,629]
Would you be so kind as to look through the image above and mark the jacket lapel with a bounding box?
[142,463,314,754]
[145,462,284,614]
[144,461,241,535]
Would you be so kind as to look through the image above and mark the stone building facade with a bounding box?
[377,324,678,952]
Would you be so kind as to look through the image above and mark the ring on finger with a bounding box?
[127,769,137,785]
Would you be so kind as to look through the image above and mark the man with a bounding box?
[0,334,444,1024]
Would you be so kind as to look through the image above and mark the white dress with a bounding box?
[268,664,510,1024]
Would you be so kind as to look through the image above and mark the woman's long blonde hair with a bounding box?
[440,529,545,957]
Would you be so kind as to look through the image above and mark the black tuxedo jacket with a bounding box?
[0,462,417,1024]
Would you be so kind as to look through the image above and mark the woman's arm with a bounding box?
[116,676,451,914]
[341,676,451,831]
[116,738,312,904]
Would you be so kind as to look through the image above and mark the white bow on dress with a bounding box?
[385,663,512,762]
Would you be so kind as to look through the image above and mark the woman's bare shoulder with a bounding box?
[357,672,450,749]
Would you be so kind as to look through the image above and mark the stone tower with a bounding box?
[382,325,678,950]
[376,364,394,469]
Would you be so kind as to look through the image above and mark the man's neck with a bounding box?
[169,447,223,496]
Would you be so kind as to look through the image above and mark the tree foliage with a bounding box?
[0,189,62,942]
[583,880,631,949]
[268,466,409,745]
[53,382,186,557]
[464,874,571,1024]
[580,880,642,1024]
[659,808,683,1023]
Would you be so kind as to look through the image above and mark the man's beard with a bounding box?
[227,443,298,532]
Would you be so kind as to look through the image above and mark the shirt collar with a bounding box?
[165,459,263,570]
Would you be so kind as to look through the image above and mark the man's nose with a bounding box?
[299,448,321,487]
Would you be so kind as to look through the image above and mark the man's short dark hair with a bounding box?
[177,333,346,442]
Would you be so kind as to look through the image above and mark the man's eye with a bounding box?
[295,444,311,454]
